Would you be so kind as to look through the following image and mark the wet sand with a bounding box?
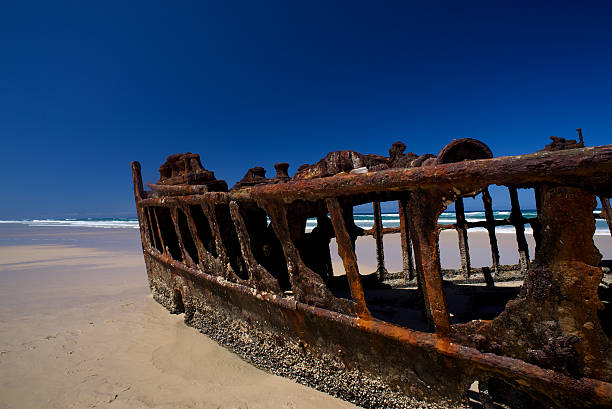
[0,224,610,409]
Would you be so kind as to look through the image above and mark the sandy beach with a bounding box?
[0,224,358,409]
[336,228,611,276]
[0,223,610,409]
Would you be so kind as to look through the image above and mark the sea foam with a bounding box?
[1,210,609,235]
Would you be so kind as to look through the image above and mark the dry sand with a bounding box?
[331,229,611,276]
[0,224,610,409]
[0,225,357,409]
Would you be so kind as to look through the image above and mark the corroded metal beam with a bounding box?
[481,188,500,274]
[372,201,388,281]
[508,187,530,272]
[145,207,158,251]
[139,192,230,207]
[131,162,149,252]
[454,197,471,278]
[326,198,371,319]
[454,185,610,383]
[260,199,352,314]
[170,207,195,267]
[182,205,208,265]
[229,201,281,293]
[200,201,240,281]
[600,196,612,237]
[407,190,450,335]
[251,145,612,203]
[152,208,167,256]
[398,198,415,280]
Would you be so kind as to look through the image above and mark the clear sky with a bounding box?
[1,1,611,218]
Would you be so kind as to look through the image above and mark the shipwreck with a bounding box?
[131,132,612,408]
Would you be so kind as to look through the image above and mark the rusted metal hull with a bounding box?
[132,138,612,408]
[143,250,611,408]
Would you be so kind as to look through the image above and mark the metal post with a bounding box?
[481,189,500,274]
[327,198,372,319]
[202,201,225,259]
[131,162,149,252]
[152,208,167,256]
[509,187,530,272]
[183,205,210,266]
[532,184,543,250]
[372,201,388,281]
[229,201,280,291]
[146,207,158,251]
[170,207,194,266]
[455,197,471,278]
[342,203,358,251]
[599,196,612,237]
[407,191,450,335]
[398,199,415,281]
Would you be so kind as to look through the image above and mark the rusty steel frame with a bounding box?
[131,140,612,408]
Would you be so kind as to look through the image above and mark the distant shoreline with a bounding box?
[1,209,610,236]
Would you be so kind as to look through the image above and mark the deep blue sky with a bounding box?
[1,1,611,218]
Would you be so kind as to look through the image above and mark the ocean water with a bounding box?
[307,210,611,235]
[1,210,610,235]
[0,218,140,229]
